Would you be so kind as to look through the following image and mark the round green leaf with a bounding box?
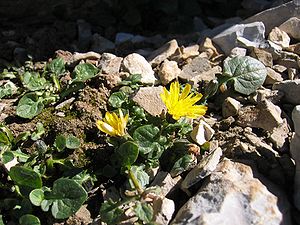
[65,135,80,149]
[19,214,41,225]
[9,166,42,189]
[134,202,153,223]
[50,178,87,219]
[223,56,267,95]
[29,189,44,206]
[2,151,14,164]
[22,72,48,91]
[73,63,99,82]
[47,57,65,75]
[133,125,161,154]
[54,135,66,151]
[16,93,44,119]
[116,141,139,167]
[108,91,127,108]
[129,165,149,189]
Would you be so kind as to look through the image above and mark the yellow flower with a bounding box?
[96,109,129,136]
[160,81,207,120]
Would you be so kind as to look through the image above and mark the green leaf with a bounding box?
[129,165,149,189]
[116,141,139,167]
[31,122,45,141]
[170,154,194,177]
[15,131,31,143]
[223,56,267,95]
[9,166,42,190]
[0,215,4,225]
[134,202,153,223]
[54,134,66,151]
[108,91,127,108]
[2,151,14,164]
[65,135,80,149]
[47,58,65,76]
[19,214,41,225]
[16,93,44,119]
[133,125,164,156]
[22,72,48,91]
[0,131,10,145]
[29,189,44,206]
[0,124,14,142]
[99,199,124,225]
[73,63,99,82]
[119,74,142,86]
[49,178,87,219]
[0,81,18,99]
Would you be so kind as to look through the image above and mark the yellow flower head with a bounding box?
[96,109,129,136]
[160,81,207,120]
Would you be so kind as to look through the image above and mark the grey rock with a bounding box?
[250,88,284,104]
[181,147,222,190]
[212,22,265,56]
[153,197,175,225]
[242,1,300,34]
[158,60,181,85]
[71,52,101,65]
[237,100,283,132]
[122,53,157,84]
[91,34,115,53]
[148,39,178,67]
[279,17,300,40]
[99,53,123,74]
[171,159,291,225]
[179,56,211,81]
[190,120,215,146]
[151,171,182,197]
[131,86,166,116]
[77,19,92,50]
[230,47,247,57]
[115,32,134,44]
[290,105,300,210]
[269,118,289,149]
[273,79,300,104]
[241,0,270,12]
[222,97,241,118]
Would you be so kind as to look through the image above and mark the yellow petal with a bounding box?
[179,83,191,100]
[96,120,117,136]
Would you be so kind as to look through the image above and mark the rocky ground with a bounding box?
[1,0,300,225]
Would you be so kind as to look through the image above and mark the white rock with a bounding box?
[171,159,292,225]
[230,47,247,57]
[131,86,166,116]
[190,120,215,146]
[158,60,181,85]
[151,171,182,197]
[148,39,178,67]
[153,197,175,225]
[212,22,265,55]
[268,27,290,48]
[122,53,157,84]
[279,17,300,40]
[273,79,300,104]
[181,45,200,59]
[222,97,241,118]
[99,53,123,74]
[265,67,283,85]
[181,147,222,190]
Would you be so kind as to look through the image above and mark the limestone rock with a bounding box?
[242,1,300,34]
[251,48,273,67]
[273,80,300,104]
[222,97,241,118]
[290,105,300,210]
[230,47,247,57]
[199,37,221,59]
[153,197,175,225]
[237,100,283,132]
[131,86,166,116]
[279,17,300,40]
[99,53,123,74]
[151,171,182,197]
[181,45,200,60]
[181,147,222,190]
[212,22,265,55]
[265,67,283,85]
[269,118,289,149]
[268,27,290,49]
[158,60,181,85]
[148,39,178,67]
[189,66,221,87]
[171,159,291,225]
[190,120,215,146]
[179,56,211,81]
[91,34,115,53]
[122,53,157,84]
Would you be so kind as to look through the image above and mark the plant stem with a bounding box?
[128,167,143,195]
